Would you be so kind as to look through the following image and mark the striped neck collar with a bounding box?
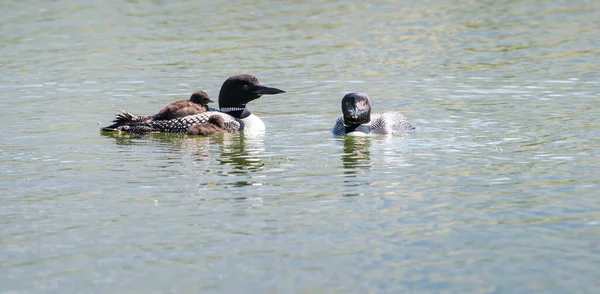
[220,107,251,119]
[219,107,245,112]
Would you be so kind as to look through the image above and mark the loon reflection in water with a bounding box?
[339,136,372,197]
[100,131,266,187]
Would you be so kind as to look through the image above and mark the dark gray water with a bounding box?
[2,0,600,293]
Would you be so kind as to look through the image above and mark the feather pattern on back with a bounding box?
[103,111,242,133]
[332,112,414,136]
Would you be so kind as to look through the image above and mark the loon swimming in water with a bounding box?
[187,115,227,136]
[332,92,415,136]
[101,74,285,134]
[105,90,214,128]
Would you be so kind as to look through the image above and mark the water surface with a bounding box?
[2,0,600,293]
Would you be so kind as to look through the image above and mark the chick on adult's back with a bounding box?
[332,93,414,136]
[150,90,213,120]
[187,115,227,136]
[105,90,213,129]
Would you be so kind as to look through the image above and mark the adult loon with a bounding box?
[332,92,415,136]
[101,74,285,134]
[105,90,214,128]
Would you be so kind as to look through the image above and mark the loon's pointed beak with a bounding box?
[252,85,286,95]
[207,98,215,103]
[351,107,359,119]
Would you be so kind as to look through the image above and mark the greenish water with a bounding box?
[2,0,600,293]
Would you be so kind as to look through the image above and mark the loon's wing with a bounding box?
[102,111,241,134]
[332,117,345,135]
[100,111,154,131]
[114,111,153,123]
[370,112,415,135]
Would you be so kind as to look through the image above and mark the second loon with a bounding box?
[101,74,285,134]
[332,92,415,136]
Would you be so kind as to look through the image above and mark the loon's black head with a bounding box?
[341,93,372,134]
[342,92,371,125]
[189,90,214,105]
[218,74,285,110]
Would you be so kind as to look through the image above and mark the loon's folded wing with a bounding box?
[370,112,415,135]
[102,111,242,134]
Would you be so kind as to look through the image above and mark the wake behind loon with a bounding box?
[331,92,414,136]
[101,74,285,134]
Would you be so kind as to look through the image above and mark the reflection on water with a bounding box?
[101,130,266,188]
[340,136,371,175]
[101,131,213,159]
[338,136,371,197]
[217,132,265,172]
[217,132,266,187]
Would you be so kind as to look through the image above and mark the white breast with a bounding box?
[241,114,265,133]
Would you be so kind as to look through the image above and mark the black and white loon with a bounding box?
[332,92,415,136]
[101,74,285,134]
